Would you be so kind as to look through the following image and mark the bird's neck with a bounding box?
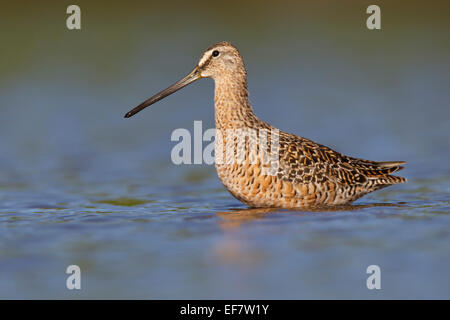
[213,74,258,130]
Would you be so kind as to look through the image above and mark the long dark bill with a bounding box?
[124,67,201,118]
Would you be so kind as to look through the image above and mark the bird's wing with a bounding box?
[277,133,406,186]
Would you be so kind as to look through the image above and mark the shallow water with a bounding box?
[0,1,449,299]
[0,173,449,299]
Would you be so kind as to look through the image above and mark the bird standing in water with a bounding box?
[125,41,406,209]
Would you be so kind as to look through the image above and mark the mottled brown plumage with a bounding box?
[125,41,406,209]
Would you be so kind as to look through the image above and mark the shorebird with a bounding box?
[125,41,406,209]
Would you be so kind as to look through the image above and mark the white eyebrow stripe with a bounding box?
[198,50,212,66]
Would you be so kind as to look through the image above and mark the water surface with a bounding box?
[0,1,449,299]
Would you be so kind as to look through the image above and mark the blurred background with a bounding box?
[0,0,449,299]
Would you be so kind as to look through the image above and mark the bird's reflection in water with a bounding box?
[216,207,281,230]
[216,202,405,230]
[211,202,405,266]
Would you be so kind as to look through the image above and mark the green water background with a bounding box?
[0,0,449,298]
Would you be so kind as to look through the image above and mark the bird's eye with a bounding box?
[212,50,220,57]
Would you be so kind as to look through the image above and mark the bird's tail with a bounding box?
[352,159,407,185]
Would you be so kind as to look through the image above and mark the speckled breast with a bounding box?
[213,133,353,209]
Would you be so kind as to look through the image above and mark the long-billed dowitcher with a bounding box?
[125,41,406,209]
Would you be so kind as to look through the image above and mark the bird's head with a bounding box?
[124,41,244,118]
